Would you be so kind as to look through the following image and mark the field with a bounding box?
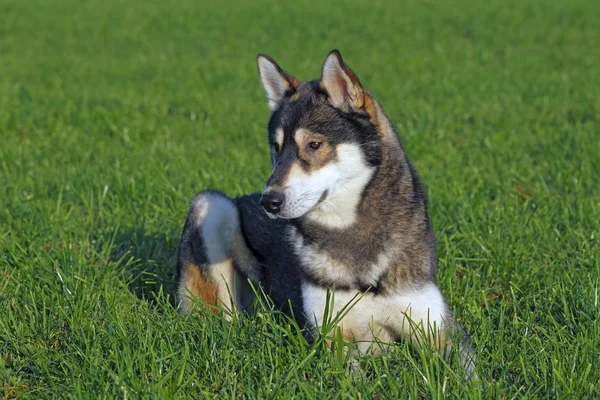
[1,0,599,398]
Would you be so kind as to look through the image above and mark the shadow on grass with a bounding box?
[101,226,179,307]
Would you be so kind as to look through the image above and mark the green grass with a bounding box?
[1,0,599,397]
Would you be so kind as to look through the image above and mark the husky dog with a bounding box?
[175,50,475,375]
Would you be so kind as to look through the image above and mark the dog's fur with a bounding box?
[175,50,475,375]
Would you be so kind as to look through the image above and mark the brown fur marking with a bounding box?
[180,261,219,312]
[285,74,301,91]
[363,93,378,125]
[294,128,337,171]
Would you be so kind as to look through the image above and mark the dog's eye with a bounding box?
[272,142,280,153]
[308,141,322,151]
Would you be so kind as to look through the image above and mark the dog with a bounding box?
[175,50,475,376]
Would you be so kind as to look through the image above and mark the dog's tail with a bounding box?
[175,191,259,318]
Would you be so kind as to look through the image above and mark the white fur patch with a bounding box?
[194,193,239,263]
[275,128,284,148]
[190,195,209,226]
[205,259,233,321]
[304,143,374,228]
[302,282,449,349]
[293,128,307,142]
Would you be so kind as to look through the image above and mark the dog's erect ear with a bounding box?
[320,50,365,112]
[257,54,300,112]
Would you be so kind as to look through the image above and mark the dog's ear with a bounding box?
[320,50,365,112]
[257,54,300,112]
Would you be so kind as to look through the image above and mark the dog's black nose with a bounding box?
[260,190,285,214]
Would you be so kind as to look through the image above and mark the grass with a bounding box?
[1,0,599,397]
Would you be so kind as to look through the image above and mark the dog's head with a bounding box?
[256,50,383,227]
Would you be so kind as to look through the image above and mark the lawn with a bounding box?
[1,0,599,398]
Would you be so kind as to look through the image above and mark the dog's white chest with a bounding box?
[301,281,448,346]
[302,282,384,334]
